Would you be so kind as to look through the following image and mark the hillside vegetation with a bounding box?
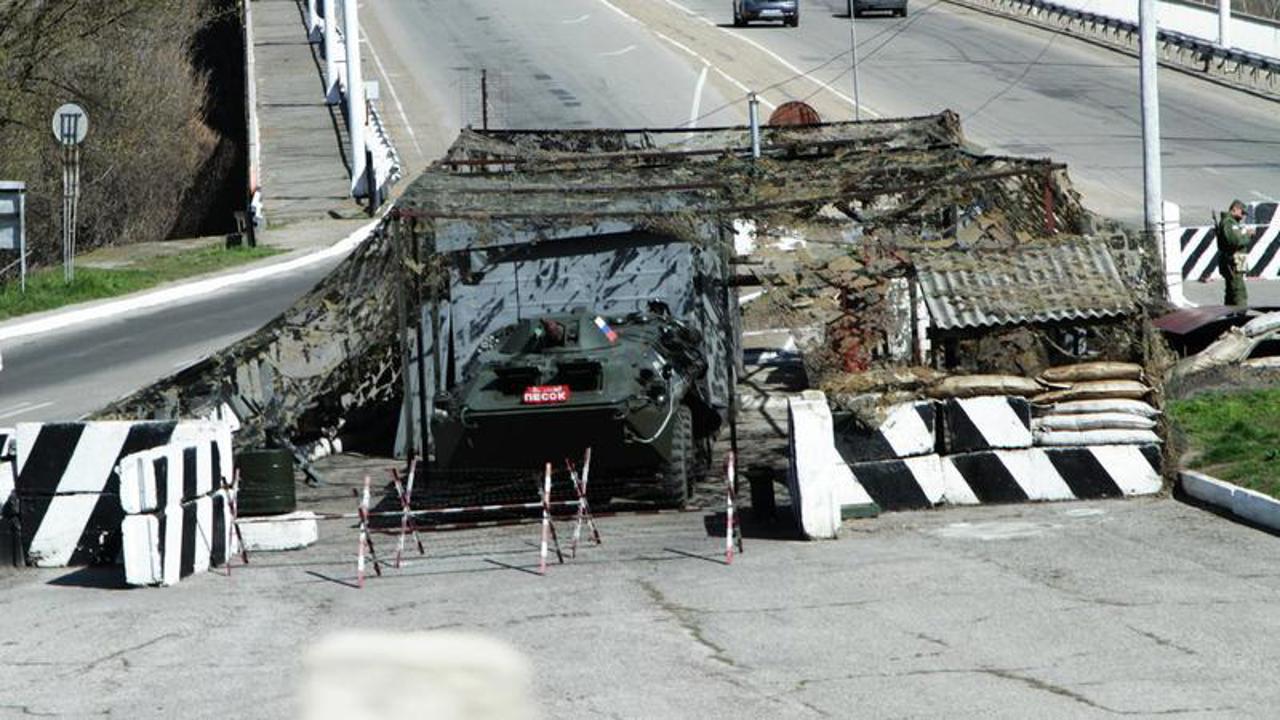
[0,1,240,275]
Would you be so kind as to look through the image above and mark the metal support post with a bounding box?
[1139,0,1165,288]
[1218,0,1232,48]
[748,93,761,159]
[848,4,862,121]
[323,0,340,104]
[18,190,25,293]
[60,141,80,284]
[481,69,489,131]
[344,0,367,198]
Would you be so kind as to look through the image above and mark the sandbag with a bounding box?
[1040,361,1144,384]
[1242,312,1280,338]
[1034,429,1162,446]
[928,375,1043,399]
[1032,380,1151,405]
[1173,327,1260,378]
[1033,412,1157,432]
[1034,399,1160,418]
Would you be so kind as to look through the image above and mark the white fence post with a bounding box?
[1218,0,1232,48]
[323,0,340,104]
[306,0,321,41]
[343,0,367,197]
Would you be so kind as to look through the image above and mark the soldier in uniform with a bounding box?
[1217,199,1255,306]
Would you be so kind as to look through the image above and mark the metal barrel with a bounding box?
[237,448,297,517]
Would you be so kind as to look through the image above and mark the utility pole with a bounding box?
[343,0,367,198]
[1218,0,1232,48]
[848,2,862,121]
[1139,0,1164,280]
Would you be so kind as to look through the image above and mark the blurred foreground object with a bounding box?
[302,631,536,720]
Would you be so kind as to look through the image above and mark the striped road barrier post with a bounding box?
[538,463,564,575]
[725,451,743,564]
[389,460,425,569]
[224,470,249,571]
[566,448,602,559]
[355,477,381,588]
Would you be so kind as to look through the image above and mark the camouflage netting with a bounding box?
[93,226,403,451]
[95,111,1156,452]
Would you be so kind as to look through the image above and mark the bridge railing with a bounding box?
[950,0,1280,98]
[306,0,401,208]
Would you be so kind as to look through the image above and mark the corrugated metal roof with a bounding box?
[917,241,1137,331]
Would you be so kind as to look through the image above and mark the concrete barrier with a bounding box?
[787,391,878,539]
[1181,469,1280,534]
[14,421,229,567]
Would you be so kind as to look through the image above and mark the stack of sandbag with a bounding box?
[1031,363,1159,446]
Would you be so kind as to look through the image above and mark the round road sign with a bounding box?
[51,103,89,145]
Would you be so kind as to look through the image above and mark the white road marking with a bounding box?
[595,0,640,24]
[600,44,638,57]
[0,401,32,414]
[0,402,52,420]
[1251,190,1277,201]
[688,64,709,128]
[651,29,776,110]
[562,13,591,24]
[360,31,425,159]
[658,0,879,118]
[1202,166,1223,176]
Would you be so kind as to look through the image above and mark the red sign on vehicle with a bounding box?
[522,385,571,405]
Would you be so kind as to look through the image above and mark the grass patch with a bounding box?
[1169,387,1280,498]
[0,245,281,321]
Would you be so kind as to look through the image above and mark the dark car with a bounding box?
[849,0,907,17]
[733,0,800,26]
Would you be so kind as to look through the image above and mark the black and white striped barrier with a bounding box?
[1178,220,1280,282]
[1,428,14,512]
[119,440,230,514]
[121,489,233,586]
[848,445,1162,512]
[117,433,236,586]
[13,421,229,567]
[1,429,16,567]
[832,401,936,463]
[790,392,880,539]
[939,397,1032,454]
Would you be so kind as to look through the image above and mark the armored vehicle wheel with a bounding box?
[658,405,693,508]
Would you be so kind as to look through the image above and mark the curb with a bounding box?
[1180,470,1280,532]
[0,218,381,345]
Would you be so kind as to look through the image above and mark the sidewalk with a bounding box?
[251,0,359,227]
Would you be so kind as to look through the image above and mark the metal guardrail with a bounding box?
[949,0,1280,98]
[308,0,401,207]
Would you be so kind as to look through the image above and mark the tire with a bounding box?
[657,405,693,508]
[786,13,799,26]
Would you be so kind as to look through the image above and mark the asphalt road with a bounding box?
[2,459,1278,718]
[0,257,342,424]
[599,0,1278,224]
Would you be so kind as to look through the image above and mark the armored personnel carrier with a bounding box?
[431,308,722,506]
